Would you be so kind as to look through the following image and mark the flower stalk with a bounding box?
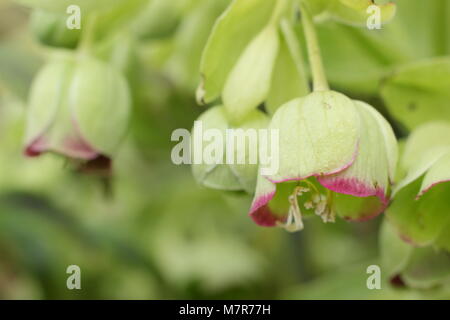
[78,14,98,54]
[300,1,329,92]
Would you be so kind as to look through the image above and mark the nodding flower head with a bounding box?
[249,90,398,232]
[24,52,131,168]
[191,105,270,194]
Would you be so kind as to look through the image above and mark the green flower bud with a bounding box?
[222,24,280,123]
[31,10,81,49]
[191,106,270,193]
[24,52,131,161]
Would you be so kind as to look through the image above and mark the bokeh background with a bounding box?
[0,0,449,299]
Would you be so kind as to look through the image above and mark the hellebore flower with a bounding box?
[387,121,450,251]
[249,90,398,231]
[191,105,270,194]
[24,53,131,164]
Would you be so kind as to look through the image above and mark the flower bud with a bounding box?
[222,25,279,123]
[24,52,131,161]
[191,106,269,193]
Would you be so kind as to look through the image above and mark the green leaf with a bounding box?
[418,152,450,198]
[317,21,398,95]
[388,0,450,58]
[166,0,229,90]
[388,121,450,250]
[402,122,450,170]
[223,24,280,123]
[197,0,276,104]
[381,58,450,130]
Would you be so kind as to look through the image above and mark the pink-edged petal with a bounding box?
[249,192,278,227]
[24,136,48,157]
[60,135,99,160]
[318,101,397,221]
[249,174,280,227]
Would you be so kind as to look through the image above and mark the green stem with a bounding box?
[78,14,98,54]
[300,1,329,92]
[269,0,289,25]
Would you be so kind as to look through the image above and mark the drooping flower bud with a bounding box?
[249,91,398,231]
[191,105,270,194]
[222,24,279,123]
[24,52,131,163]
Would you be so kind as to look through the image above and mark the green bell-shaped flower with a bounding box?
[191,105,270,193]
[249,90,398,231]
[24,52,131,162]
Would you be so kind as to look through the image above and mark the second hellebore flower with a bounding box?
[24,52,131,164]
[191,105,270,194]
[249,90,398,232]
